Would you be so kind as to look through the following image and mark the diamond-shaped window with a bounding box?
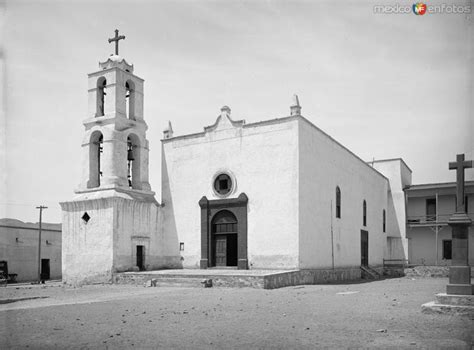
[82,212,90,223]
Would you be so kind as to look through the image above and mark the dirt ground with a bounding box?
[0,277,473,349]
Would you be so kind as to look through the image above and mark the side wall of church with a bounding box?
[298,118,389,269]
[161,118,300,269]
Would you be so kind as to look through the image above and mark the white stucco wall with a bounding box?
[0,219,61,282]
[61,199,115,284]
[371,159,412,260]
[162,114,300,269]
[298,118,389,269]
[113,197,176,270]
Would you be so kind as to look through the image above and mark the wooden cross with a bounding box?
[108,29,125,55]
[449,153,473,212]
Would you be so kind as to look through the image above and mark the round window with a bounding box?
[213,173,232,196]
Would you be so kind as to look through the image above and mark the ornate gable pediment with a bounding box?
[204,106,245,133]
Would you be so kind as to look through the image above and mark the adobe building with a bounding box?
[61,39,411,285]
[0,218,62,282]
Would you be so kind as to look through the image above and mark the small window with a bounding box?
[335,186,341,218]
[82,212,90,223]
[214,173,232,196]
[442,240,452,260]
[426,198,436,221]
[363,200,367,227]
[382,209,386,232]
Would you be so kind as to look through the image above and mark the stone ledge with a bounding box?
[421,301,474,317]
[405,266,474,278]
[435,293,474,306]
[113,267,363,289]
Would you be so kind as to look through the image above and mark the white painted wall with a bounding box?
[298,118,389,269]
[113,197,177,270]
[0,219,62,282]
[162,113,300,269]
[371,159,412,260]
[61,199,115,284]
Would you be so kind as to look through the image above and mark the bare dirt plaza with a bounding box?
[1,277,473,349]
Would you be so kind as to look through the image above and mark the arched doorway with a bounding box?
[211,210,238,267]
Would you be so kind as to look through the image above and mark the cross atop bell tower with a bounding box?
[108,29,125,55]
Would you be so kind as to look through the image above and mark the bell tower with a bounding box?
[60,31,171,285]
[77,31,152,195]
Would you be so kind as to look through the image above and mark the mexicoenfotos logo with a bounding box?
[412,2,427,15]
[374,2,471,14]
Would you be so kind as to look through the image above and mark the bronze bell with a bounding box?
[127,147,135,161]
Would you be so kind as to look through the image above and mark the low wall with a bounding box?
[115,267,365,289]
[404,266,474,278]
[264,267,361,289]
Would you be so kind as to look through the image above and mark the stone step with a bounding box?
[421,301,474,317]
[113,273,266,288]
[435,293,474,307]
[152,277,207,288]
[360,266,380,279]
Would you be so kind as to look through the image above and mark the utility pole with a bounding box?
[36,205,47,283]
[435,192,439,266]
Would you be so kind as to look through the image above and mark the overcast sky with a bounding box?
[1,0,473,223]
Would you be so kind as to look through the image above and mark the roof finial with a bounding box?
[220,105,231,117]
[163,121,174,139]
[290,94,301,116]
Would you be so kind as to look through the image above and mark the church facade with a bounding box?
[61,52,410,285]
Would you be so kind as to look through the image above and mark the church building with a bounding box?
[61,37,410,285]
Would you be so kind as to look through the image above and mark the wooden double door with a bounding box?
[211,210,238,267]
[213,234,238,267]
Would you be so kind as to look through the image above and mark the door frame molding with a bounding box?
[199,193,248,270]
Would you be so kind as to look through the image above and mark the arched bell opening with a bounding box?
[126,133,141,190]
[88,131,103,188]
[211,210,238,267]
[125,80,135,120]
[96,77,107,117]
